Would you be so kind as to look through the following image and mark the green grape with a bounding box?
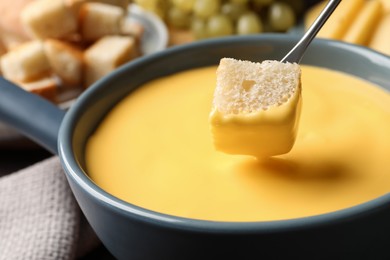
[236,12,263,35]
[191,18,208,39]
[193,0,221,19]
[171,0,195,12]
[221,2,248,21]
[207,14,234,38]
[167,6,191,29]
[268,2,296,32]
[229,0,249,4]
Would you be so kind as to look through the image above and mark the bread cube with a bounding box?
[209,58,302,158]
[84,35,137,86]
[0,40,51,82]
[21,0,77,39]
[121,19,144,42]
[44,39,84,86]
[18,75,59,102]
[79,2,125,41]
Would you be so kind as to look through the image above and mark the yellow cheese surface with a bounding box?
[86,65,390,222]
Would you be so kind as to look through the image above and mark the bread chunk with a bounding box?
[121,19,144,42]
[18,75,59,102]
[84,35,137,86]
[79,2,125,41]
[0,40,51,82]
[21,0,77,39]
[44,39,83,86]
[0,0,33,41]
[209,58,302,158]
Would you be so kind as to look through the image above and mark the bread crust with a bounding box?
[18,75,59,102]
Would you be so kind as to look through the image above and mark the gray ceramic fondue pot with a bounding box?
[1,34,390,259]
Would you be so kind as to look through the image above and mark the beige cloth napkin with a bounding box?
[0,156,101,260]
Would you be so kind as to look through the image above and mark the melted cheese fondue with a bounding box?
[86,65,390,221]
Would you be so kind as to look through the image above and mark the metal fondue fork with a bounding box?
[281,0,342,63]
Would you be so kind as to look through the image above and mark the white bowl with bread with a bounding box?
[0,0,168,146]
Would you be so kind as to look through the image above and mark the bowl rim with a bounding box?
[59,33,390,233]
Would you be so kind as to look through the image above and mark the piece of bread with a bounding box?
[21,0,78,39]
[213,59,300,114]
[44,39,84,86]
[18,75,59,102]
[120,20,143,56]
[209,58,302,158]
[79,2,125,42]
[84,35,138,86]
[121,19,144,42]
[0,0,33,41]
[0,40,51,83]
[0,0,33,50]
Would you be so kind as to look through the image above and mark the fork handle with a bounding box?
[281,0,342,63]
